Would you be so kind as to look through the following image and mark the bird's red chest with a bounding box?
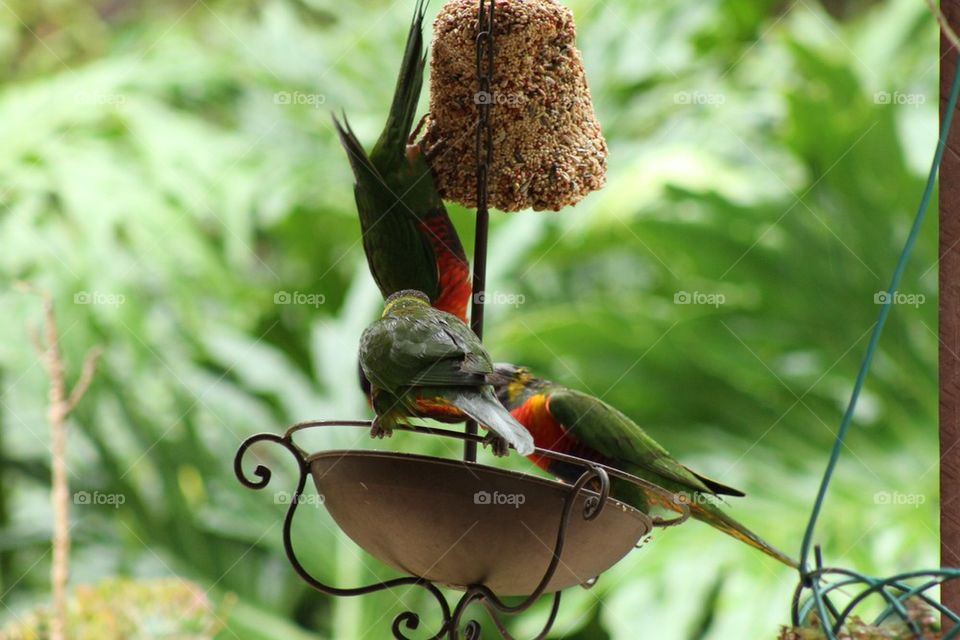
[418,217,471,322]
[435,267,471,322]
[510,394,576,471]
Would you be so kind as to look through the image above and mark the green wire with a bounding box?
[799,56,960,580]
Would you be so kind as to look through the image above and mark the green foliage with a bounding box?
[0,0,940,638]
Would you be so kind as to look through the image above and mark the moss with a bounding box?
[777,599,942,640]
[0,578,228,640]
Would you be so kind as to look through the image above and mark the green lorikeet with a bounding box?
[489,363,797,567]
[333,0,471,322]
[359,291,534,456]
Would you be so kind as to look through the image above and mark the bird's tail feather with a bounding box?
[372,0,428,162]
[681,464,746,497]
[690,500,798,568]
[332,115,380,187]
[447,387,535,456]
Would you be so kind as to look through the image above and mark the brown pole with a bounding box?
[941,0,960,623]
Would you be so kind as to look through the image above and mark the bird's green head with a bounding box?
[489,363,540,409]
[382,289,431,317]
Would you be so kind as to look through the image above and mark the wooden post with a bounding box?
[941,0,960,622]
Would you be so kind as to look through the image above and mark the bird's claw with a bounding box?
[423,137,445,164]
[370,420,392,440]
[482,434,510,458]
[409,112,430,145]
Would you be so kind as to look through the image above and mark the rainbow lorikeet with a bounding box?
[489,364,797,567]
[333,0,471,322]
[359,291,534,456]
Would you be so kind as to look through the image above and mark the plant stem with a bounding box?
[27,291,101,640]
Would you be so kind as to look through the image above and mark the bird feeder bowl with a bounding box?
[235,421,687,639]
[311,449,652,595]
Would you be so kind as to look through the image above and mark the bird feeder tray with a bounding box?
[311,449,651,595]
[235,421,687,639]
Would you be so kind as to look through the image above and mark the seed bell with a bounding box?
[425,0,607,212]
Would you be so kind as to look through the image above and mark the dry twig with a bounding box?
[22,286,102,640]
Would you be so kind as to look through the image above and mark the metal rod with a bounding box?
[942,2,960,627]
[471,206,490,342]
[465,0,496,462]
[464,212,489,462]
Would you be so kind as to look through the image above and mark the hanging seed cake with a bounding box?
[424,0,607,212]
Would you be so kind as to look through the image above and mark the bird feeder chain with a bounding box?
[464,0,495,462]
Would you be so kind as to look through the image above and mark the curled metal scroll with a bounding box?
[446,465,611,639]
[235,428,451,639]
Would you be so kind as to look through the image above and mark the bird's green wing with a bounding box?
[546,388,717,495]
[402,313,492,386]
[332,116,440,301]
[436,313,492,370]
[360,313,491,391]
[539,390,789,565]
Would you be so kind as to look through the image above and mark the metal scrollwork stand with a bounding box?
[235,421,687,640]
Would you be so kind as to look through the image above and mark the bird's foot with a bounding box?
[482,434,510,458]
[408,112,430,145]
[369,419,393,440]
[423,137,445,164]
